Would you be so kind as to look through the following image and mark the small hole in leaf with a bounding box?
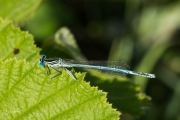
[13,48,20,55]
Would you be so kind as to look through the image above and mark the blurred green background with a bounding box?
[22,0,180,120]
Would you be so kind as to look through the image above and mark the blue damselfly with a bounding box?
[39,54,155,80]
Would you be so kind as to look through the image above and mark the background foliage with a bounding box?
[0,0,180,120]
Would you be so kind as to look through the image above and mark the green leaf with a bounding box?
[0,59,120,119]
[25,1,75,40]
[0,0,42,22]
[54,27,87,60]
[0,18,40,61]
[85,72,151,117]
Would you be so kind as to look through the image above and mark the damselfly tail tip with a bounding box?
[143,73,155,78]
[149,74,156,78]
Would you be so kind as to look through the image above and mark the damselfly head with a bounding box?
[39,54,46,67]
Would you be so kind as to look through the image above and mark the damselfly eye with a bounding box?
[39,61,45,67]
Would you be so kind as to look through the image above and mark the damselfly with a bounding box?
[39,54,156,81]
